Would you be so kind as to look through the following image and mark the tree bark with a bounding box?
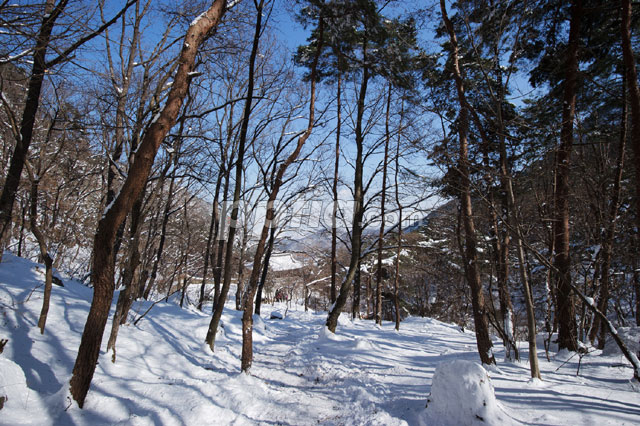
[554,0,582,352]
[440,0,495,365]
[69,0,227,407]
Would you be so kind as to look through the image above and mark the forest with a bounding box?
[1,0,640,424]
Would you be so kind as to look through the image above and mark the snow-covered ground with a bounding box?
[1,253,639,425]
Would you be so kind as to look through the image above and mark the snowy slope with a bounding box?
[1,253,639,425]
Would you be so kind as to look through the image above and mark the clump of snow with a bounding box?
[423,360,517,426]
[270,310,284,319]
[317,325,347,342]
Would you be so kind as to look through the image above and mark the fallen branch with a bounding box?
[132,289,181,326]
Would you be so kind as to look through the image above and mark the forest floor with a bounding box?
[1,252,639,425]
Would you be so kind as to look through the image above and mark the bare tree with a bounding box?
[0,0,136,257]
[69,0,228,407]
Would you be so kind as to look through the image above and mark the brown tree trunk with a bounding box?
[255,226,276,316]
[28,177,54,334]
[106,186,145,358]
[440,0,495,365]
[240,11,324,372]
[69,0,227,408]
[375,84,392,325]
[235,218,250,310]
[393,98,404,331]
[198,175,222,310]
[352,260,361,320]
[554,0,582,352]
[206,0,263,352]
[213,174,231,310]
[326,39,368,333]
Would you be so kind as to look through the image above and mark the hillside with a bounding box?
[1,254,639,425]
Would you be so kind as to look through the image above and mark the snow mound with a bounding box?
[423,360,518,426]
[317,325,348,343]
[602,327,640,357]
[353,337,376,350]
[269,310,284,319]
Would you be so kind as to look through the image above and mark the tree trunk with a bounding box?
[590,69,627,349]
[352,260,361,320]
[375,84,392,325]
[179,197,191,308]
[326,39,368,333]
[235,220,250,310]
[198,174,222,310]
[144,171,177,299]
[330,76,341,305]
[255,226,276,315]
[69,1,227,407]
[393,97,404,332]
[240,10,323,372]
[440,0,495,365]
[106,186,145,357]
[554,0,582,352]
[28,177,54,334]
[206,0,263,352]
[213,174,231,310]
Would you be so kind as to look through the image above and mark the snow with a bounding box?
[1,253,640,425]
[265,252,304,272]
[422,360,516,425]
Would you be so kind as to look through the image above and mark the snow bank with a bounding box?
[422,360,517,426]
